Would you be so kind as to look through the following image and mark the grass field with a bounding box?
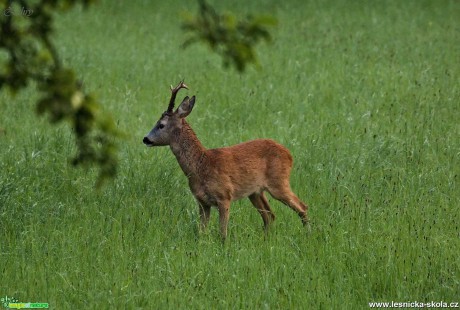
[1,0,459,308]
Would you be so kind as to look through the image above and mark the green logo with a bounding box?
[1,296,49,309]
[1,297,18,308]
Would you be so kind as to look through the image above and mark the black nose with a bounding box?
[143,137,150,144]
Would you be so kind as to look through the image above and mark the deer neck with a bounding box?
[169,120,206,178]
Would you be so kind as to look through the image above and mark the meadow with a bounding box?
[1,0,459,308]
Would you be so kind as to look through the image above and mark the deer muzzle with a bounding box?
[143,136,154,146]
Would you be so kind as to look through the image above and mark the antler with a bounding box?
[167,80,189,113]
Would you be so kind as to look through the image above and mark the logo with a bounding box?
[1,296,49,309]
[1,297,17,308]
[3,1,33,17]
[3,6,34,17]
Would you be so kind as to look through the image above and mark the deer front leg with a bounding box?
[198,202,211,232]
[218,201,230,241]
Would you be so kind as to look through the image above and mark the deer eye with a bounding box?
[158,124,165,129]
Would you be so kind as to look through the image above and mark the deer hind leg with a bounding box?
[260,192,276,223]
[249,192,275,231]
[267,184,309,226]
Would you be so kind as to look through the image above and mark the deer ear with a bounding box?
[176,95,195,118]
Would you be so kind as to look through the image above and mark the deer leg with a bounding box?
[217,200,231,241]
[249,193,275,230]
[260,192,276,223]
[268,186,309,226]
[198,202,211,232]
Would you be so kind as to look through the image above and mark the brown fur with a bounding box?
[170,120,309,239]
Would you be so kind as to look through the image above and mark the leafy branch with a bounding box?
[182,0,277,72]
[0,0,118,187]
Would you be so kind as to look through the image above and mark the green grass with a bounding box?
[1,0,459,308]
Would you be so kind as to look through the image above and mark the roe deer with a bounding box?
[143,81,309,240]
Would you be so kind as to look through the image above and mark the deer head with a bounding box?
[143,81,196,147]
